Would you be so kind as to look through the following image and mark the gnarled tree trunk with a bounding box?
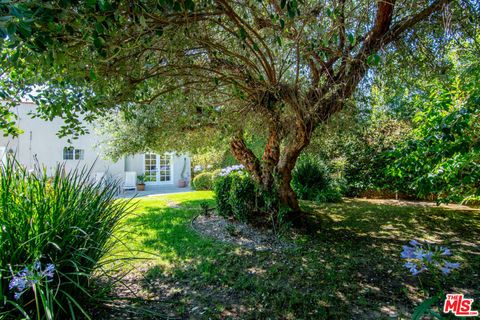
[229,114,313,224]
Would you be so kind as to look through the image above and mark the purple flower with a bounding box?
[401,245,415,259]
[440,261,461,275]
[440,247,452,256]
[401,240,460,277]
[409,240,421,247]
[404,262,427,276]
[9,276,27,292]
[219,164,245,176]
[440,267,452,275]
[444,261,460,270]
[9,261,56,300]
[33,261,41,271]
[423,252,433,262]
[44,264,55,279]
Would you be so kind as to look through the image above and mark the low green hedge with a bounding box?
[193,172,214,190]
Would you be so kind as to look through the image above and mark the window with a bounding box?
[143,153,171,183]
[144,153,157,182]
[63,147,84,160]
[75,149,84,160]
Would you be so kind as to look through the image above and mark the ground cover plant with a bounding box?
[0,158,133,319]
[100,191,480,319]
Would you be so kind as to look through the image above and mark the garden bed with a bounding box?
[191,213,295,252]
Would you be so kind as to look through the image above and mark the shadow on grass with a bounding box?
[109,195,480,319]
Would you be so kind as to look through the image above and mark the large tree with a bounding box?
[0,0,466,220]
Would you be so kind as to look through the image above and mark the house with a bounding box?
[0,102,191,189]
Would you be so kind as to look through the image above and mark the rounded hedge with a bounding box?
[213,170,279,223]
[193,172,214,190]
[292,156,342,202]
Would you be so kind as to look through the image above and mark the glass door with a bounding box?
[158,154,171,183]
[144,153,157,183]
[144,154,172,184]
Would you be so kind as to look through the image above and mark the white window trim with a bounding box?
[143,153,174,185]
[63,147,85,161]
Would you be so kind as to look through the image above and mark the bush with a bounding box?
[193,172,214,190]
[228,171,257,222]
[291,155,342,202]
[213,173,233,217]
[0,158,133,319]
[315,187,343,203]
[211,168,222,179]
[213,169,271,223]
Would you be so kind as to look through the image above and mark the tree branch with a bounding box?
[383,0,450,45]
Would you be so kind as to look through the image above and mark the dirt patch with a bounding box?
[192,214,295,252]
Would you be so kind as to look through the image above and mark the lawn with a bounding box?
[101,191,480,319]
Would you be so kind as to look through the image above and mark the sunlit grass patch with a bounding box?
[104,192,480,319]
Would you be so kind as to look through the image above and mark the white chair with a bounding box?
[124,171,137,191]
[94,172,105,185]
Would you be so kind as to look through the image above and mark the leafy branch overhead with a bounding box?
[0,0,464,217]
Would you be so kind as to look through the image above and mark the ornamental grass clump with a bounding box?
[0,157,134,319]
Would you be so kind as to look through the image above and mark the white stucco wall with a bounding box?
[0,102,125,179]
[0,102,192,186]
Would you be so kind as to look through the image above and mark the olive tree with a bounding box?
[0,0,457,221]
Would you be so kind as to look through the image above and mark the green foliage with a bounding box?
[213,173,234,218]
[389,67,480,203]
[199,200,211,217]
[342,118,409,196]
[0,157,133,319]
[107,192,480,319]
[291,155,342,203]
[193,172,214,190]
[213,170,280,224]
[292,155,330,199]
[0,0,458,161]
[228,171,257,222]
[214,171,253,222]
[411,295,442,320]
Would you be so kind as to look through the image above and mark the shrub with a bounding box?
[213,167,284,226]
[228,171,257,222]
[214,169,269,223]
[291,155,342,202]
[315,187,343,203]
[0,158,133,319]
[193,172,214,190]
[213,173,233,218]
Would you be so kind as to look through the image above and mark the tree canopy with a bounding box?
[1,0,475,220]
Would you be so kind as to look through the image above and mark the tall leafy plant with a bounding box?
[0,157,134,319]
[388,66,480,203]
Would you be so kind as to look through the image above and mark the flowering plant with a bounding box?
[401,240,461,276]
[401,240,461,320]
[219,164,245,176]
[9,260,56,320]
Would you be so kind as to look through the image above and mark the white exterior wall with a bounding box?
[0,102,191,186]
[0,102,125,180]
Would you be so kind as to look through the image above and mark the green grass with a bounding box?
[104,192,480,319]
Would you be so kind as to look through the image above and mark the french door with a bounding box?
[144,154,172,184]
